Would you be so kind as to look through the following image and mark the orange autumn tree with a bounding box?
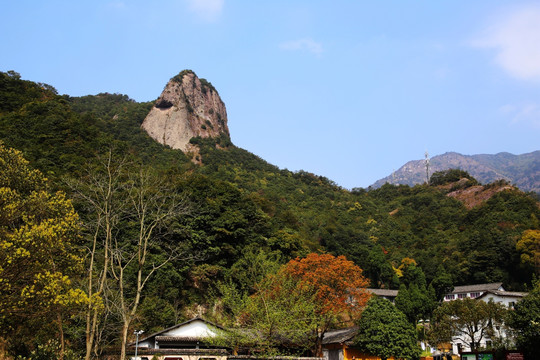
[284,253,371,356]
[218,253,370,356]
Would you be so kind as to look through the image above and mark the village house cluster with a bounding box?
[121,283,526,360]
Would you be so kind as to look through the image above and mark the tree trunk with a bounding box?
[58,312,65,360]
[119,319,130,360]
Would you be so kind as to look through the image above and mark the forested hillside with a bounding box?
[1,70,539,358]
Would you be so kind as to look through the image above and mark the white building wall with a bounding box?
[163,319,218,338]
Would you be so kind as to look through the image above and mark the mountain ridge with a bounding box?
[371,151,540,194]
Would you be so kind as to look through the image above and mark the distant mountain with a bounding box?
[371,151,540,194]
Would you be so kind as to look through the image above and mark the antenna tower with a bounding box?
[424,151,430,184]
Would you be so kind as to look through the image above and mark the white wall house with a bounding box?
[443,282,504,302]
[447,286,527,355]
[128,317,229,360]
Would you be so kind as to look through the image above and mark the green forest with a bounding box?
[1,70,539,359]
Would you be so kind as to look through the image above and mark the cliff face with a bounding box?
[142,70,230,152]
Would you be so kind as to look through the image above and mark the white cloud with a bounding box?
[186,0,224,22]
[472,5,540,81]
[279,38,323,56]
[500,103,540,128]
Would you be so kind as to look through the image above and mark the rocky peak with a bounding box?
[142,70,230,152]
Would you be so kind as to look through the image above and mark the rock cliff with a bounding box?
[142,70,230,152]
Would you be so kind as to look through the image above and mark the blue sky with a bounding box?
[2,1,540,189]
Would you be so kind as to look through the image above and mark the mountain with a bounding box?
[1,69,539,291]
[142,70,230,154]
[371,151,540,194]
[2,69,540,356]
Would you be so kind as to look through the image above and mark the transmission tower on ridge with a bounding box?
[424,151,430,184]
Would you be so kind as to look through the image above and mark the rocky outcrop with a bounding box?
[142,70,230,152]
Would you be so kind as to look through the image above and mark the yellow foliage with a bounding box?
[366,218,377,225]
[516,229,540,274]
[0,143,86,327]
[393,258,418,277]
[348,201,363,212]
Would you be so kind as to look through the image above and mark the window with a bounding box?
[445,294,455,300]
[509,301,515,309]
[458,293,467,299]
[470,292,480,298]
[164,357,183,360]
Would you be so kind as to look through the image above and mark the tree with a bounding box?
[394,259,435,324]
[429,169,478,186]
[516,229,540,277]
[507,282,540,360]
[216,253,370,357]
[67,150,123,360]
[110,167,192,360]
[237,270,318,355]
[353,297,420,360]
[0,143,87,358]
[428,298,508,352]
[69,153,192,360]
[284,253,371,356]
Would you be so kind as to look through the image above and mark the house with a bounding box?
[365,289,398,303]
[443,282,503,301]
[321,327,380,360]
[445,286,528,355]
[124,317,321,360]
[126,317,230,360]
[475,289,527,309]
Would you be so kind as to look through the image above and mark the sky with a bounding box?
[1,1,540,189]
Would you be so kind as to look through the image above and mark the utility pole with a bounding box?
[134,330,144,360]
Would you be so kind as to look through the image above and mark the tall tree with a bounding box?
[0,143,87,358]
[109,167,192,360]
[284,253,371,356]
[69,153,193,360]
[395,259,435,324]
[507,282,540,360]
[428,298,508,352]
[354,297,420,360]
[215,253,370,356]
[516,229,540,277]
[67,150,125,360]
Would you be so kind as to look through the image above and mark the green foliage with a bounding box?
[354,297,420,360]
[15,339,80,360]
[0,71,57,113]
[430,169,479,186]
[212,268,318,356]
[172,69,196,84]
[507,282,540,359]
[0,143,87,356]
[429,298,508,352]
[1,71,540,357]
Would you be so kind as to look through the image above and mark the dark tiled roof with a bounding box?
[477,290,528,299]
[366,288,399,297]
[322,327,358,345]
[125,348,229,355]
[451,282,503,294]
